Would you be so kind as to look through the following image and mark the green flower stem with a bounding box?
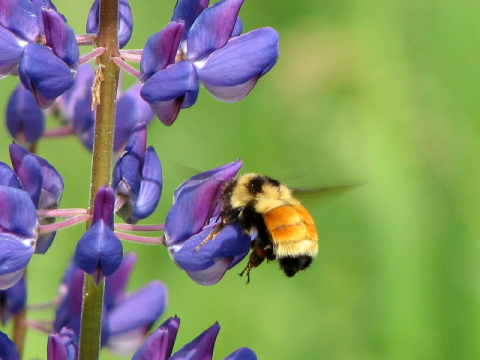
[78,0,120,359]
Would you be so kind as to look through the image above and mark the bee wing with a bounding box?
[292,182,367,202]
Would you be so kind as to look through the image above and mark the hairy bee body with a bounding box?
[213,173,319,280]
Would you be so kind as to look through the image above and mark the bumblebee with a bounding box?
[198,173,318,282]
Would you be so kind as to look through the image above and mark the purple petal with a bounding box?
[131,316,180,360]
[91,186,115,228]
[47,327,78,360]
[185,258,232,286]
[140,61,199,125]
[9,146,43,206]
[0,162,21,189]
[187,0,244,61]
[164,159,241,246]
[203,76,259,102]
[140,21,185,82]
[42,9,79,68]
[231,16,242,37]
[223,348,257,360]
[104,252,137,310]
[0,234,34,290]
[0,331,19,360]
[195,28,279,88]
[113,83,153,152]
[108,280,166,337]
[132,146,162,221]
[170,323,220,360]
[0,0,40,42]
[19,42,75,109]
[6,83,45,143]
[0,25,25,77]
[171,0,209,37]
[36,155,64,209]
[0,185,38,238]
[74,220,123,277]
[173,224,250,271]
[86,0,133,49]
[0,276,26,325]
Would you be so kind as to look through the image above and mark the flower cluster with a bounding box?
[0,144,63,289]
[0,0,281,357]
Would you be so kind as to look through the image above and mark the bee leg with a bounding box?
[194,222,225,252]
[238,249,265,284]
[239,263,252,284]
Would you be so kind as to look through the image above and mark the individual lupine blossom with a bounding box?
[0,275,26,325]
[74,185,123,282]
[113,122,162,224]
[0,145,63,289]
[0,0,79,108]
[0,330,19,360]
[87,0,133,49]
[47,327,78,360]
[55,64,154,152]
[132,317,257,360]
[163,159,252,285]
[139,0,279,125]
[6,82,45,145]
[55,253,167,354]
[9,143,64,254]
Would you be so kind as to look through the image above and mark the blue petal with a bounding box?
[9,144,43,207]
[19,42,75,109]
[0,25,25,77]
[91,186,115,229]
[140,61,199,125]
[223,348,257,360]
[173,224,250,271]
[6,83,45,144]
[74,220,123,277]
[195,28,279,88]
[0,276,26,325]
[187,0,244,61]
[132,146,162,221]
[0,235,34,290]
[0,162,21,189]
[0,0,40,42]
[164,159,241,246]
[0,185,38,238]
[86,0,133,49]
[170,323,220,360]
[185,258,232,285]
[54,266,84,332]
[0,331,19,360]
[171,0,209,39]
[140,21,185,82]
[42,9,79,68]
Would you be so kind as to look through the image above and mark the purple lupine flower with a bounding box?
[56,64,154,151]
[47,327,78,360]
[163,159,251,285]
[140,0,279,125]
[113,123,162,224]
[9,143,64,254]
[132,317,257,360]
[0,0,78,108]
[87,0,133,49]
[6,82,45,145]
[0,275,26,325]
[74,185,123,281]
[55,253,167,353]
[0,330,19,360]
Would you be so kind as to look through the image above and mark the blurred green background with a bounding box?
[1,0,480,359]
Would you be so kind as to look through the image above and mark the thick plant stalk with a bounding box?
[78,0,120,359]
